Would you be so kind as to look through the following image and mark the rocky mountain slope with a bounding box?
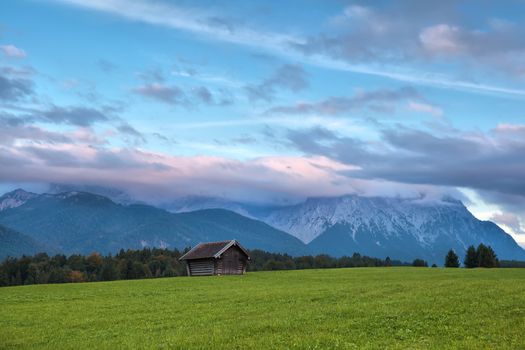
[163,194,525,263]
[0,189,38,211]
[299,196,524,263]
[0,190,307,256]
[0,224,50,260]
[1,189,524,264]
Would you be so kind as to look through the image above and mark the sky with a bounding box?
[0,0,524,244]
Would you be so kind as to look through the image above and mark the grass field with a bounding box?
[1,267,525,349]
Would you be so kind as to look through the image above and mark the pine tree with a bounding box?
[477,244,499,268]
[488,246,499,268]
[163,264,176,277]
[48,268,68,283]
[100,262,119,281]
[464,245,477,268]
[444,249,460,267]
[412,259,428,267]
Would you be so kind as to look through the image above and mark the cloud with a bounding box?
[117,123,146,144]
[53,0,301,56]
[22,146,82,167]
[0,137,367,204]
[0,114,72,145]
[286,127,371,165]
[342,5,371,19]
[151,133,177,146]
[134,67,232,107]
[97,59,116,73]
[38,106,110,126]
[1,65,36,78]
[52,0,525,97]
[419,20,525,60]
[493,123,525,139]
[2,105,112,129]
[245,64,308,102]
[0,45,27,58]
[0,111,519,212]
[407,101,443,117]
[419,24,464,55]
[137,67,166,83]
[473,190,525,240]
[490,212,524,235]
[1,136,459,206]
[0,74,33,101]
[418,20,525,77]
[132,83,186,105]
[192,86,213,104]
[285,125,525,199]
[266,86,419,116]
[231,135,257,145]
[304,3,525,78]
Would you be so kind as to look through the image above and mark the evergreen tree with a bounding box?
[444,249,460,267]
[0,270,8,286]
[1,246,413,287]
[128,261,148,279]
[100,261,119,281]
[464,245,478,268]
[412,259,428,267]
[86,252,103,275]
[14,270,22,285]
[477,244,499,268]
[48,268,69,283]
[50,254,67,268]
[163,264,176,277]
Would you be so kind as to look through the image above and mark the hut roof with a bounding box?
[179,240,250,260]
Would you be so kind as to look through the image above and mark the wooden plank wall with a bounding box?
[188,259,215,276]
[217,246,247,275]
[187,246,249,276]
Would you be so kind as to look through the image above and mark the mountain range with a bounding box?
[1,188,524,264]
[0,190,306,259]
[0,224,51,259]
[166,194,525,263]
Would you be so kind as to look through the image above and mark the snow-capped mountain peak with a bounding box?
[262,195,467,244]
[0,189,39,211]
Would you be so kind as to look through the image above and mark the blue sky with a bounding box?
[1,0,525,243]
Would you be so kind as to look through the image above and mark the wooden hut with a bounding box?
[179,240,250,276]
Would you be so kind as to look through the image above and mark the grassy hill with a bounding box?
[1,268,524,349]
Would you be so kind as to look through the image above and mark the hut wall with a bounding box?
[188,258,215,276]
[216,246,247,275]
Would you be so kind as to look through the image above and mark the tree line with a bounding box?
[248,250,409,271]
[0,248,188,287]
[404,244,501,268]
[0,248,407,287]
[441,244,499,268]
[0,243,514,287]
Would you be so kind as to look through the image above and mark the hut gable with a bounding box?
[179,240,250,276]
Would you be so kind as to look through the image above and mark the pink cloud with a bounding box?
[407,101,443,117]
[0,44,27,58]
[0,140,458,205]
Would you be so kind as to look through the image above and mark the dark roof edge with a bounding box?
[178,242,205,260]
[214,239,251,260]
[178,239,251,260]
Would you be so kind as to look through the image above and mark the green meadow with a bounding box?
[1,267,524,349]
